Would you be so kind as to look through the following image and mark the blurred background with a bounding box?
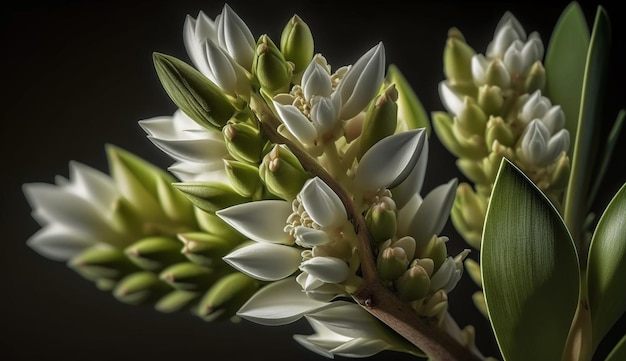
[3,1,625,360]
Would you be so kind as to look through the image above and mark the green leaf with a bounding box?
[153,52,236,130]
[482,158,580,361]
[544,1,590,153]
[587,109,625,211]
[563,6,611,245]
[174,182,250,213]
[587,181,626,350]
[605,333,626,361]
[387,64,430,134]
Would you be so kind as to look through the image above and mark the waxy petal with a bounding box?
[216,4,255,70]
[438,81,464,116]
[302,59,332,100]
[300,177,346,229]
[355,129,426,192]
[391,135,429,209]
[67,161,119,213]
[27,224,99,261]
[216,200,292,244]
[223,242,301,281]
[310,96,340,134]
[273,101,318,145]
[294,226,331,247]
[406,178,458,245]
[168,161,228,183]
[300,256,350,284]
[183,11,217,77]
[237,277,333,325]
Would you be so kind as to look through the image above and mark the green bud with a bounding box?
[456,159,489,185]
[96,278,117,291]
[483,151,505,182]
[178,232,238,266]
[173,182,250,214]
[431,111,488,160]
[411,258,434,277]
[69,247,138,281]
[193,208,246,243]
[550,153,570,190]
[253,35,293,96]
[359,84,398,159]
[365,201,397,243]
[109,196,144,246]
[159,262,216,291]
[443,29,476,87]
[386,65,430,133]
[464,257,482,287]
[456,97,487,137]
[477,85,504,116]
[451,182,487,250]
[223,121,265,163]
[125,236,187,271]
[156,175,196,228]
[113,271,170,305]
[153,52,236,130]
[155,290,199,314]
[280,15,314,77]
[417,235,448,272]
[524,61,546,93]
[224,159,262,198]
[259,144,309,201]
[485,60,511,89]
[485,116,516,148]
[472,290,488,317]
[395,265,431,301]
[196,272,260,322]
[377,247,409,281]
[421,289,448,321]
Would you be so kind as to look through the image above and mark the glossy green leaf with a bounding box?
[563,6,611,244]
[587,182,626,350]
[588,109,625,211]
[387,64,430,134]
[544,1,590,152]
[605,333,626,361]
[482,158,580,361]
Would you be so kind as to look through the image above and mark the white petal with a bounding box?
[302,59,332,100]
[216,200,292,244]
[310,97,340,134]
[223,242,301,281]
[545,129,570,164]
[438,81,464,116]
[337,42,385,120]
[26,224,99,261]
[146,136,228,163]
[204,38,241,94]
[295,226,331,247]
[67,161,119,213]
[332,338,391,358]
[217,4,255,70]
[406,178,458,245]
[396,194,423,237]
[167,161,228,183]
[306,302,388,339]
[542,105,565,134]
[300,257,350,284]
[273,101,318,145]
[521,119,549,165]
[391,135,429,209]
[300,177,347,229]
[355,129,426,192]
[183,11,216,77]
[236,277,333,325]
[471,54,488,85]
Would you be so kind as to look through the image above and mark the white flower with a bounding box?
[294,302,422,358]
[23,161,124,260]
[139,109,230,183]
[519,119,569,167]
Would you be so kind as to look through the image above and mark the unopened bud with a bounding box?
[196,272,260,321]
[159,262,216,291]
[395,265,431,301]
[485,116,515,148]
[524,61,546,93]
[365,199,397,243]
[69,247,137,281]
[178,232,237,266]
[358,84,398,159]
[280,15,314,77]
[259,145,309,201]
[477,85,504,116]
[377,246,409,281]
[456,97,487,137]
[253,34,293,96]
[113,271,170,305]
[224,159,262,198]
[223,121,265,163]
[125,236,187,271]
[155,289,199,313]
[443,30,476,87]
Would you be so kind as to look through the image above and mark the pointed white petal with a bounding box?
[306,302,389,339]
[396,194,423,237]
[146,136,228,163]
[438,81,464,116]
[332,338,391,358]
[302,60,332,100]
[471,54,488,85]
[300,177,347,229]
[273,101,318,145]
[183,11,216,77]
[216,200,292,244]
[391,135,429,209]
[236,277,333,325]
[407,178,458,244]
[545,129,570,164]
[67,161,119,212]
[300,257,350,284]
[542,105,565,134]
[217,4,255,70]
[310,96,340,134]
[294,226,331,247]
[26,224,98,261]
[167,161,228,183]
[355,129,426,192]
[223,242,301,281]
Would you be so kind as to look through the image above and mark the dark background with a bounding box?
[3,1,625,360]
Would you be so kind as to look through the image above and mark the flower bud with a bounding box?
[365,199,397,243]
[216,4,256,70]
[178,232,239,266]
[153,52,236,130]
[377,246,409,281]
[464,257,482,287]
[194,208,246,243]
[253,34,293,96]
[472,291,488,317]
[109,196,144,243]
[155,176,196,227]
[300,256,350,284]
[174,182,250,213]
[456,159,489,185]
[113,271,171,305]
[395,265,430,301]
[485,116,515,148]
[421,289,448,321]
[223,159,262,198]
[431,111,488,160]
[417,235,448,272]
[259,144,309,201]
[125,236,187,271]
[280,15,314,77]
[69,247,137,281]
[386,64,430,132]
[196,272,260,321]
[484,59,511,88]
[155,289,199,314]
[550,153,571,190]
[524,60,546,93]
[159,262,216,291]
[456,97,487,137]
[450,183,487,250]
[358,84,398,159]
[443,29,476,87]
[223,121,265,163]
[477,85,504,116]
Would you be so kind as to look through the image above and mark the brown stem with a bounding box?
[251,95,482,361]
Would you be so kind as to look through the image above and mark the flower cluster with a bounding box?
[432,12,571,316]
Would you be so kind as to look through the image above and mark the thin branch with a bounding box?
[250,95,483,361]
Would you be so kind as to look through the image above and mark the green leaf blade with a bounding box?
[482,159,580,361]
[587,182,626,350]
[544,1,590,152]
